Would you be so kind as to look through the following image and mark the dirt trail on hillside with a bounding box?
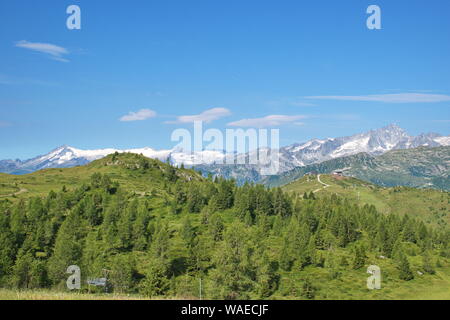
[313,175,331,193]
[0,188,28,198]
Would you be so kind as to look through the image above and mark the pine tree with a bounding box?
[149,220,170,263]
[132,201,151,251]
[279,238,293,271]
[255,254,279,299]
[397,253,414,281]
[352,244,367,270]
[109,254,135,293]
[11,251,33,289]
[0,211,15,285]
[140,259,170,297]
[117,199,137,249]
[187,184,205,213]
[215,179,234,210]
[208,213,224,242]
[10,200,27,246]
[422,251,436,275]
[48,210,87,287]
[209,221,255,299]
[300,277,316,300]
[181,215,196,248]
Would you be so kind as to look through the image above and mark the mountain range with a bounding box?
[194,124,450,184]
[262,146,450,190]
[1,124,449,179]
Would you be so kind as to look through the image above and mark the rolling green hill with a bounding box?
[282,174,450,228]
[262,146,450,191]
[0,153,449,300]
[0,152,203,201]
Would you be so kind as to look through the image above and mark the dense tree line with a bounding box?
[0,162,448,299]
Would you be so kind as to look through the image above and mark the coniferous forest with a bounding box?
[0,153,449,300]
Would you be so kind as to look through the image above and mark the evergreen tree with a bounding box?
[352,244,367,270]
[140,259,170,297]
[109,254,135,293]
[48,210,87,287]
[209,221,255,299]
[300,277,316,300]
[397,253,414,281]
[279,238,293,272]
[255,254,279,299]
[422,251,436,275]
[208,213,224,242]
[181,215,196,248]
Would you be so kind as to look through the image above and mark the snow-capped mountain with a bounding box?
[280,124,447,169]
[0,124,449,175]
[0,145,226,175]
[195,124,450,183]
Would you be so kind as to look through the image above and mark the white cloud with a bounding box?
[227,115,307,128]
[15,41,70,62]
[120,109,157,122]
[266,99,316,107]
[168,108,231,124]
[305,93,450,103]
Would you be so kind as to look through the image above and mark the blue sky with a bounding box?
[1,0,449,159]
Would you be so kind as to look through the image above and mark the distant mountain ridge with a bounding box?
[0,145,226,175]
[0,124,449,176]
[195,124,450,184]
[262,146,450,191]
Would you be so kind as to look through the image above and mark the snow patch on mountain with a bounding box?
[434,136,450,146]
[0,124,449,175]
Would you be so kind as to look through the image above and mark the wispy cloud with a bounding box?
[120,109,157,122]
[305,93,450,103]
[0,74,59,86]
[290,102,316,107]
[15,41,70,62]
[167,108,231,124]
[0,121,11,128]
[227,115,307,128]
[267,99,316,107]
[326,114,362,121]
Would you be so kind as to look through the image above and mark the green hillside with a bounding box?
[0,152,202,201]
[263,146,450,191]
[0,153,449,300]
[283,174,450,228]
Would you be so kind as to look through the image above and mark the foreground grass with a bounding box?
[0,289,148,300]
[2,265,450,301]
[0,289,198,300]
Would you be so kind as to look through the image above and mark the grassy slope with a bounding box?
[276,261,450,300]
[0,156,449,300]
[264,146,450,191]
[0,153,202,202]
[1,264,449,300]
[283,174,450,228]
